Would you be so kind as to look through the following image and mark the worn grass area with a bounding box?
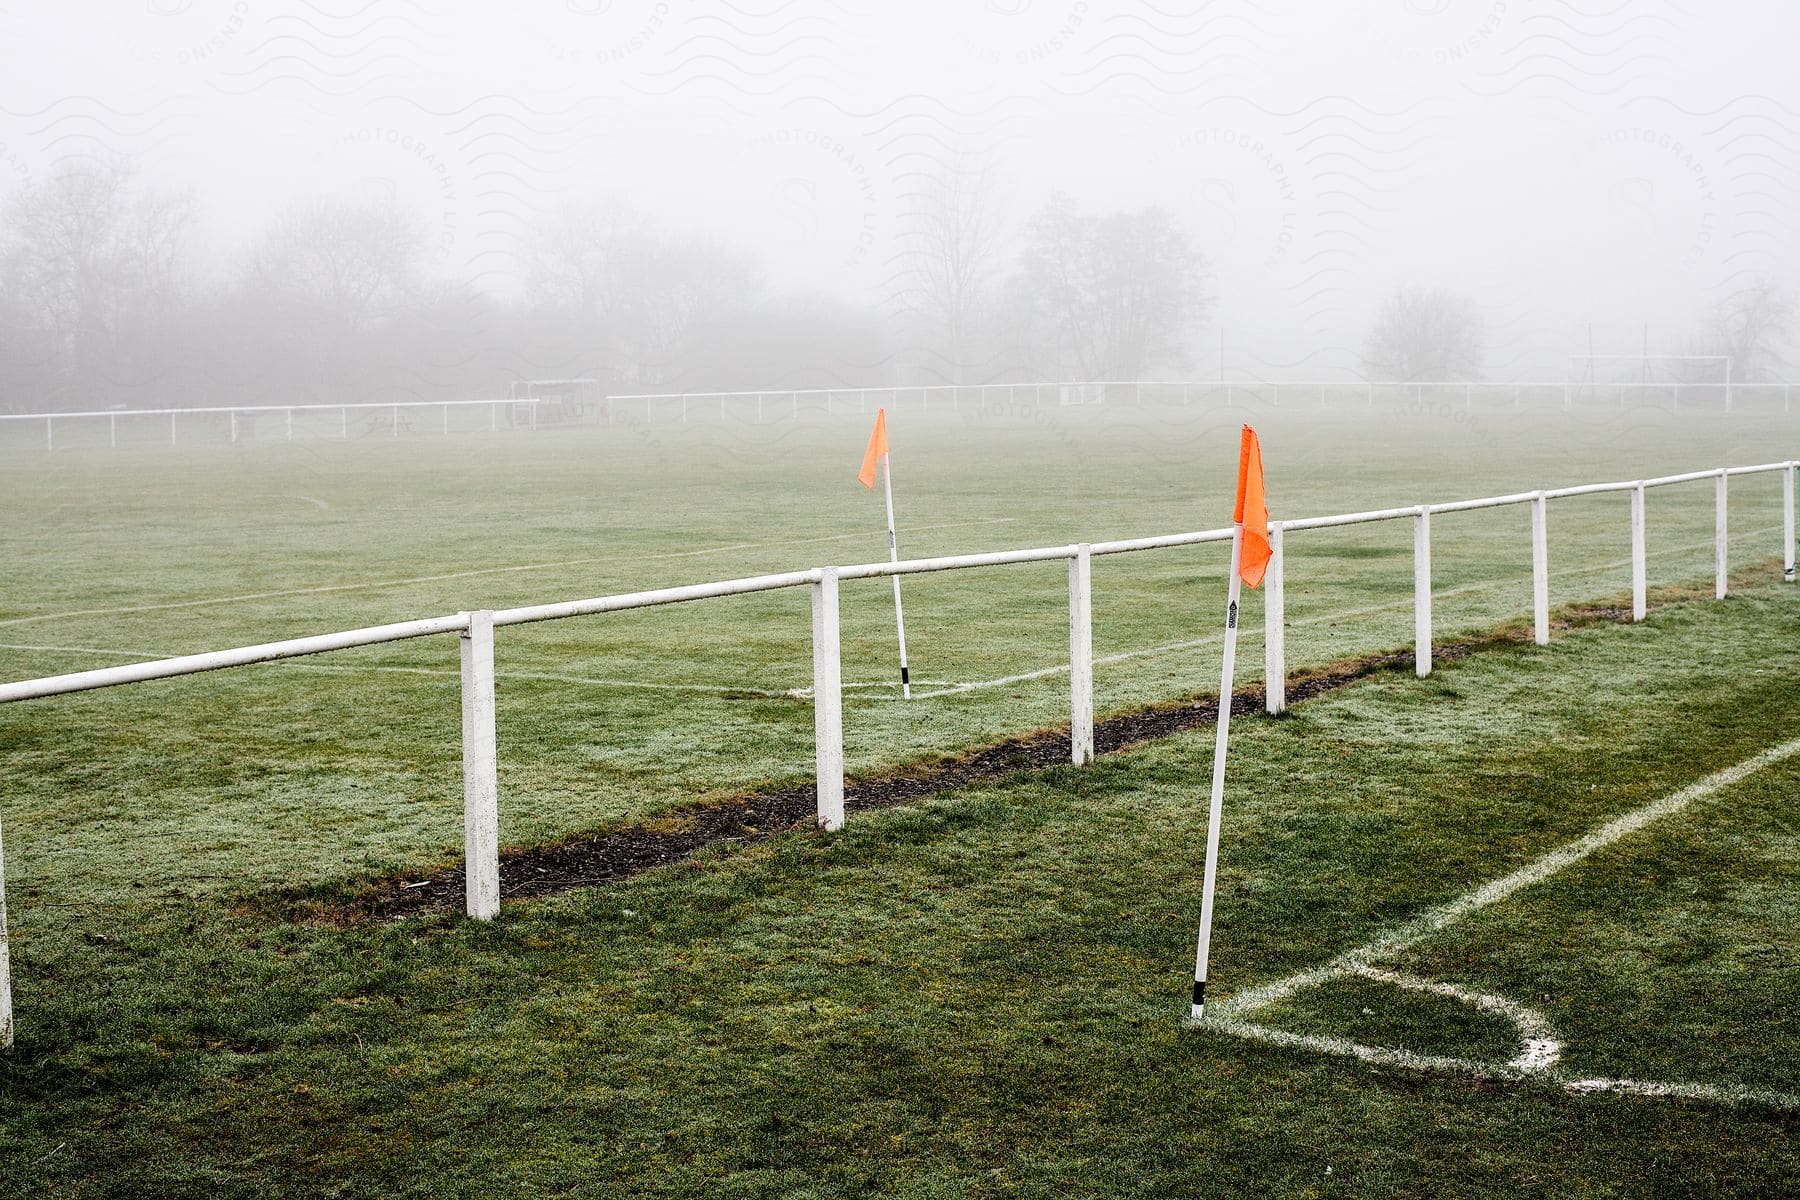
[0,564,1796,1195]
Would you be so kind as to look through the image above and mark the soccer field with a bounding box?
[0,405,1796,1195]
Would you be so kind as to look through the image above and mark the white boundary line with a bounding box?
[0,519,1018,629]
[1201,734,1800,1109]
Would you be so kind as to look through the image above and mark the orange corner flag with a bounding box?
[1234,425,1272,588]
[858,407,889,489]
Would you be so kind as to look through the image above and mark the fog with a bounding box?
[1,1,1797,407]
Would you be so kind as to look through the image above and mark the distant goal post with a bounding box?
[1567,354,1738,411]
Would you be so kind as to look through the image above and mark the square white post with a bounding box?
[1264,523,1286,714]
[0,807,12,1050]
[287,409,294,441]
[170,411,177,445]
[341,407,349,439]
[1068,545,1094,765]
[1414,507,1432,677]
[110,413,117,448]
[1532,492,1550,645]
[811,568,845,830]
[1715,470,1728,599]
[460,610,501,921]
[1784,462,1796,583]
[1631,483,1648,620]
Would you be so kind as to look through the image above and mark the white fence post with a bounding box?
[1632,482,1648,620]
[170,411,177,445]
[1068,545,1094,765]
[459,610,501,921]
[110,413,117,449]
[287,409,294,441]
[1414,507,1432,677]
[1715,469,1728,599]
[0,804,12,1050]
[811,568,845,830]
[1532,492,1550,645]
[1785,461,1796,582]
[1264,523,1286,714]
[45,416,52,453]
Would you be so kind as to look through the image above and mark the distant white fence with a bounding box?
[603,379,1800,424]
[0,398,544,451]
[5,379,1797,451]
[0,458,1795,1048]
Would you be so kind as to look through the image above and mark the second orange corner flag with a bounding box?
[1235,425,1272,588]
[858,407,889,489]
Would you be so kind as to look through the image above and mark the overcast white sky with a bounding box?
[2,1,1797,377]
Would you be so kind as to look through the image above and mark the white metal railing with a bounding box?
[0,458,1795,1047]
[0,398,544,451]
[602,379,1799,424]
[7,381,1797,449]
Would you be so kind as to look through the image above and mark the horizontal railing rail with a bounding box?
[8,379,1798,451]
[0,398,546,451]
[0,399,541,421]
[600,379,1799,421]
[0,456,1795,1048]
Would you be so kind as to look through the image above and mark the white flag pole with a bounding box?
[882,450,912,699]
[1192,522,1245,1021]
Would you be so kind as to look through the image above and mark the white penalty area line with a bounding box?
[1199,734,1800,1110]
[0,518,1018,629]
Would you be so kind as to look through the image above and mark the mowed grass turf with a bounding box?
[0,404,1794,903]
[0,403,1796,1194]
[0,560,1794,1195]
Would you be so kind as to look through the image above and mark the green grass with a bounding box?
[0,405,1797,1195]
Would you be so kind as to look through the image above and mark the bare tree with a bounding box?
[1014,194,1209,380]
[897,150,1009,382]
[526,202,764,388]
[0,157,195,405]
[212,197,434,406]
[1362,286,1485,381]
[524,198,647,318]
[242,198,428,334]
[1692,278,1795,382]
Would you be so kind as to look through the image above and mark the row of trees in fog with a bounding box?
[0,157,1792,411]
[0,159,1218,411]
